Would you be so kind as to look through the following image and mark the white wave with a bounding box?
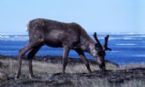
[133,55,145,57]
[122,37,134,40]
[109,36,145,40]
[0,35,28,41]
[116,43,137,46]
[109,37,134,40]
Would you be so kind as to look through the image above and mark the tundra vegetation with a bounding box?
[0,56,145,87]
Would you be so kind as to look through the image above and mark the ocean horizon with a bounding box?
[0,33,145,64]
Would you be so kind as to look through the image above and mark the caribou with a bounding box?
[16,18,114,78]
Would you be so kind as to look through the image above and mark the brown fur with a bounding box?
[16,18,110,78]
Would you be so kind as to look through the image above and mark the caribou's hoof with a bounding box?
[29,74,36,79]
[88,70,92,73]
[15,75,20,80]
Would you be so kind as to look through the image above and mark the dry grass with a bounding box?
[0,57,145,87]
[0,57,119,75]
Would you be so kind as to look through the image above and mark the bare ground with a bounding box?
[0,56,145,87]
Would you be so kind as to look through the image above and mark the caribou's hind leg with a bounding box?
[16,45,32,78]
[16,40,43,78]
[75,49,92,73]
[27,45,42,79]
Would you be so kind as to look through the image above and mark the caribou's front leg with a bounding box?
[75,49,92,73]
[62,46,70,73]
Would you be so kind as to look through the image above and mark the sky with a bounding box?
[0,0,145,35]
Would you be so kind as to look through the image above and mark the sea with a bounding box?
[0,33,145,64]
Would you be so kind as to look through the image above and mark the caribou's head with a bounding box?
[90,32,111,71]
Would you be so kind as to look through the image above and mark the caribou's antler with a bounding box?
[93,32,102,47]
[104,35,112,51]
[93,32,111,51]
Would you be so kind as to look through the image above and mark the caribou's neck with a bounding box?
[88,42,98,57]
[81,36,99,57]
[80,35,96,53]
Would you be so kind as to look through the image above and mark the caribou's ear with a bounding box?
[104,35,112,51]
[93,32,102,47]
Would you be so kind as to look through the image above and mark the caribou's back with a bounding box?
[27,18,92,48]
